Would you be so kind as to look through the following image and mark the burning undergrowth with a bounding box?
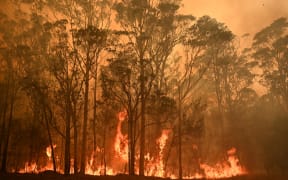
[12,110,247,179]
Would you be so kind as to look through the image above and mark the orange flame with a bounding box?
[199,147,247,179]
[114,110,128,162]
[184,147,247,179]
[16,111,247,179]
[145,129,170,177]
[18,145,57,173]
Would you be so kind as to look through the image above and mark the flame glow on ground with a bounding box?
[16,110,247,179]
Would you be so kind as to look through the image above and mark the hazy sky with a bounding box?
[1,0,287,37]
[181,0,288,36]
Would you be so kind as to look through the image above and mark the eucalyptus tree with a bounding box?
[101,39,141,175]
[46,0,112,173]
[0,11,33,172]
[113,0,195,175]
[170,15,222,178]
[45,18,84,174]
[252,17,288,112]
[0,7,58,172]
[113,1,158,174]
[190,16,235,116]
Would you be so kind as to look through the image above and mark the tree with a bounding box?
[169,15,221,179]
[102,40,141,175]
[252,17,288,112]
[46,0,112,173]
[15,12,58,172]
[113,0,194,175]
[0,13,25,172]
[46,18,84,174]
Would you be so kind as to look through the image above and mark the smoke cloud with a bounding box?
[181,0,288,36]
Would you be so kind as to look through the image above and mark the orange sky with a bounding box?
[1,0,287,37]
[181,0,288,36]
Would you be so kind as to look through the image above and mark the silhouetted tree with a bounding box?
[252,17,288,112]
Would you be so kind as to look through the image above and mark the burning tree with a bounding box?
[3,0,288,178]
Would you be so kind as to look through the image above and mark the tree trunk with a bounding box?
[1,90,14,172]
[29,106,38,167]
[102,123,106,175]
[72,103,78,174]
[139,57,146,176]
[128,111,135,175]
[0,88,8,167]
[80,66,90,174]
[178,91,183,180]
[92,68,98,171]
[64,95,71,174]
[44,108,57,172]
[92,66,98,152]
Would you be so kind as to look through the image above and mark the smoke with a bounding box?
[181,0,288,36]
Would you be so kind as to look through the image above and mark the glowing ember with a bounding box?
[114,110,128,162]
[46,144,56,159]
[18,162,38,173]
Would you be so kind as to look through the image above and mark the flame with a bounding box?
[18,145,57,173]
[145,129,170,177]
[184,147,247,179]
[18,162,38,173]
[114,110,128,162]
[15,111,247,179]
[85,147,117,175]
[46,144,57,160]
[199,147,246,179]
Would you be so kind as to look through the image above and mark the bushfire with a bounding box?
[15,111,247,179]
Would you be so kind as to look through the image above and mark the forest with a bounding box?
[0,0,288,179]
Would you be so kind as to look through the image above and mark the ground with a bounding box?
[0,172,288,180]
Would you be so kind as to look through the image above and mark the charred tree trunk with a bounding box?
[64,95,71,174]
[29,105,39,166]
[80,62,90,174]
[92,67,98,171]
[92,65,98,152]
[44,107,56,172]
[102,123,107,175]
[0,92,14,172]
[72,103,78,174]
[128,111,135,175]
[178,90,183,180]
[139,57,146,176]
[0,85,9,161]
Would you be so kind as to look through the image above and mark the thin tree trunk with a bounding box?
[139,57,146,176]
[72,103,78,174]
[178,90,183,180]
[92,66,98,152]
[44,108,57,172]
[0,89,8,167]
[64,95,71,174]
[1,90,14,172]
[102,123,106,175]
[92,67,98,171]
[80,65,90,174]
[29,106,38,167]
[128,111,135,175]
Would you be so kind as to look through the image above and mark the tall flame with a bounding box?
[199,147,246,179]
[16,111,247,179]
[114,110,128,162]
[145,129,170,177]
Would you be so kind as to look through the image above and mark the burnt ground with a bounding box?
[0,172,288,180]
